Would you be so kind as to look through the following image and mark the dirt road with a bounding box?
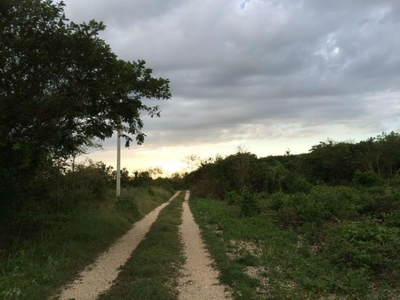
[178,190,231,300]
[56,191,181,300]
[54,190,230,300]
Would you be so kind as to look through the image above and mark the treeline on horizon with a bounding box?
[185,131,400,198]
[2,130,400,220]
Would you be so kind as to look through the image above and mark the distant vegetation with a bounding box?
[185,131,400,299]
[185,131,400,198]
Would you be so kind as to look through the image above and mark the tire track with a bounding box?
[178,190,232,300]
[55,191,181,300]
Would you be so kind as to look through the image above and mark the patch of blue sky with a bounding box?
[240,0,250,10]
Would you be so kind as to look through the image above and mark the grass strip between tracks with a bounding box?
[99,192,185,300]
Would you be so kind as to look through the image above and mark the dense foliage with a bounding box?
[187,131,400,198]
[0,0,170,214]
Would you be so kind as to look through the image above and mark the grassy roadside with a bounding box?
[99,192,185,300]
[190,197,399,300]
[0,186,173,300]
[190,197,287,299]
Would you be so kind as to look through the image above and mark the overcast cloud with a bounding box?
[63,0,400,159]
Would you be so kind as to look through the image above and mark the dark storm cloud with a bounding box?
[63,0,183,25]
[63,0,400,149]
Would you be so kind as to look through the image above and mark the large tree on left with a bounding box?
[0,0,171,212]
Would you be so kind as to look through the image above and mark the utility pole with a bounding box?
[116,130,121,197]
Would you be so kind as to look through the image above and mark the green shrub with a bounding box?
[225,190,241,206]
[310,186,361,220]
[240,188,258,217]
[147,186,155,196]
[384,210,400,228]
[296,193,330,224]
[266,192,288,211]
[323,221,400,274]
[352,170,380,187]
[263,192,304,226]
[360,186,400,218]
[114,196,139,216]
[283,174,312,194]
[264,187,363,227]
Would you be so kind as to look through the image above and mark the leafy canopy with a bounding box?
[0,0,171,209]
[0,0,170,154]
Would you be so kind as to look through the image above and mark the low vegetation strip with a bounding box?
[178,191,231,300]
[99,192,185,300]
[57,191,181,300]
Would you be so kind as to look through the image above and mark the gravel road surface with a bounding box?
[55,191,181,300]
[54,190,231,300]
[178,190,232,300]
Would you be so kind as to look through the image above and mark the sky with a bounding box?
[62,0,400,176]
